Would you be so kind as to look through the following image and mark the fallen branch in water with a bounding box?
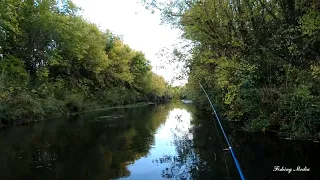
[90,115,125,122]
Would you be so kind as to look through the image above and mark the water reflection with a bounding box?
[120,106,195,180]
[0,103,319,180]
[0,104,172,180]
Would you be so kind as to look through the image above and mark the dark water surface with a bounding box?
[0,102,319,180]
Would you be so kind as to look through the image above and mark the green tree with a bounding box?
[0,0,172,126]
[142,0,320,139]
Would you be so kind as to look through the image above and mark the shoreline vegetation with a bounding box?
[0,0,174,128]
[0,101,159,129]
[143,0,320,140]
[1,0,319,141]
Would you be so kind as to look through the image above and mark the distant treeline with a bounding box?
[0,0,171,126]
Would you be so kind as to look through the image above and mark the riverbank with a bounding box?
[0,100,161,129]
[0,0,175,130]
[85,102,156,112]
[197,106,320,143]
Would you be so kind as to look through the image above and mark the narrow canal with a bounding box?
[0,102,319,180]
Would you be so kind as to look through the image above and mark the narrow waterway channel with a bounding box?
[0,102,319,180]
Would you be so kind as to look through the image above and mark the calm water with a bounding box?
[0,102,319,180]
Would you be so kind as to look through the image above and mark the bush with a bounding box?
[279,85,320,139]
[83,100,100,111]
[42,95,65,117]
[0,101,12,125]
[64,94,85,114]
[11,92,44,121]
[249,116,271,132]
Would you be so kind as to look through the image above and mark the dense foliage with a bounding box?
[0,0,170,126]
[143,0,320,139]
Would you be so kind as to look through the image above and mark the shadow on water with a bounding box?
[0,104,171,180]
[160,109,320,180]
[0,102,319,180]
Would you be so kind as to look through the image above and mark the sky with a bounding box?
[71,0,186,86]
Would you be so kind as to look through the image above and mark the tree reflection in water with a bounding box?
[150,106,201,180]
[1,103,319,180]
[158,106,320,180]
[0,104,172,180]
[168,129,196,178]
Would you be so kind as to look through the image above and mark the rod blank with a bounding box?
[199,82,246,180]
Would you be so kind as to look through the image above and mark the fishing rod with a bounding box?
[199,82,246,180]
